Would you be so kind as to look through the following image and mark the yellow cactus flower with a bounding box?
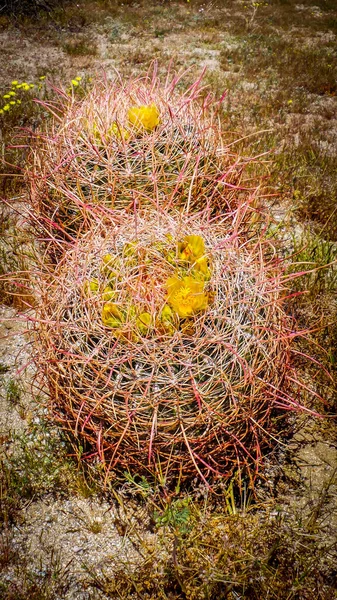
[102,284,115,301]
[83,278,99,295]
[159,304,176,334]
[102,302,125,329]
[107,121,130,141]
[101,253,120,278]
[92,122,102,142]
[178,235,211,280]
[127,103,160,132]
[178,235,205,262]
[166,276,209,318]
[89,279,99,292]
[102,253,114,265]
[122,242,138,265]
[193,256,211,281]
[136,312,152,335]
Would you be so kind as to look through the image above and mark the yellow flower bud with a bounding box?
[102,303,125,329]
[136,312,152,335]
[178,235,205,262]
[83,278,99,295]
[107,121,130,141]
[102,285,115,301]
[159,304,177,335]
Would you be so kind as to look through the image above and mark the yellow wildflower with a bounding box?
[127,103,160,132]
[9,91,16,96]
[0,109,3,115]
[9,101,16,105]
[102,303,125,329]
[39,76,46,80]
[75,76,82,81]
[71,79,79,87]
[29,84,35,88]
[22,83,30,91]
[166,276,209,318]
[3,95,10,99]
[3,105,10,111]
[11,80,18,86]
[17,100,21,105]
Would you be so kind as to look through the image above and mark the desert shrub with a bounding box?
[31,206,308,488]
[27,70,261,242]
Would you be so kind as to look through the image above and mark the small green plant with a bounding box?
[0,416,95,527]
[290,232,337,297]
[154,498,191,535]
[6,379,21,405]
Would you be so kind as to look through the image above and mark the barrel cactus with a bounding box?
[27,70,257,241]
[32,206,302,487]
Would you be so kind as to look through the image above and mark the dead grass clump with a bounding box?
[32,207,306,487]
[89,505,337,599]
[27,68,260,241]
[0,204,32,307]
